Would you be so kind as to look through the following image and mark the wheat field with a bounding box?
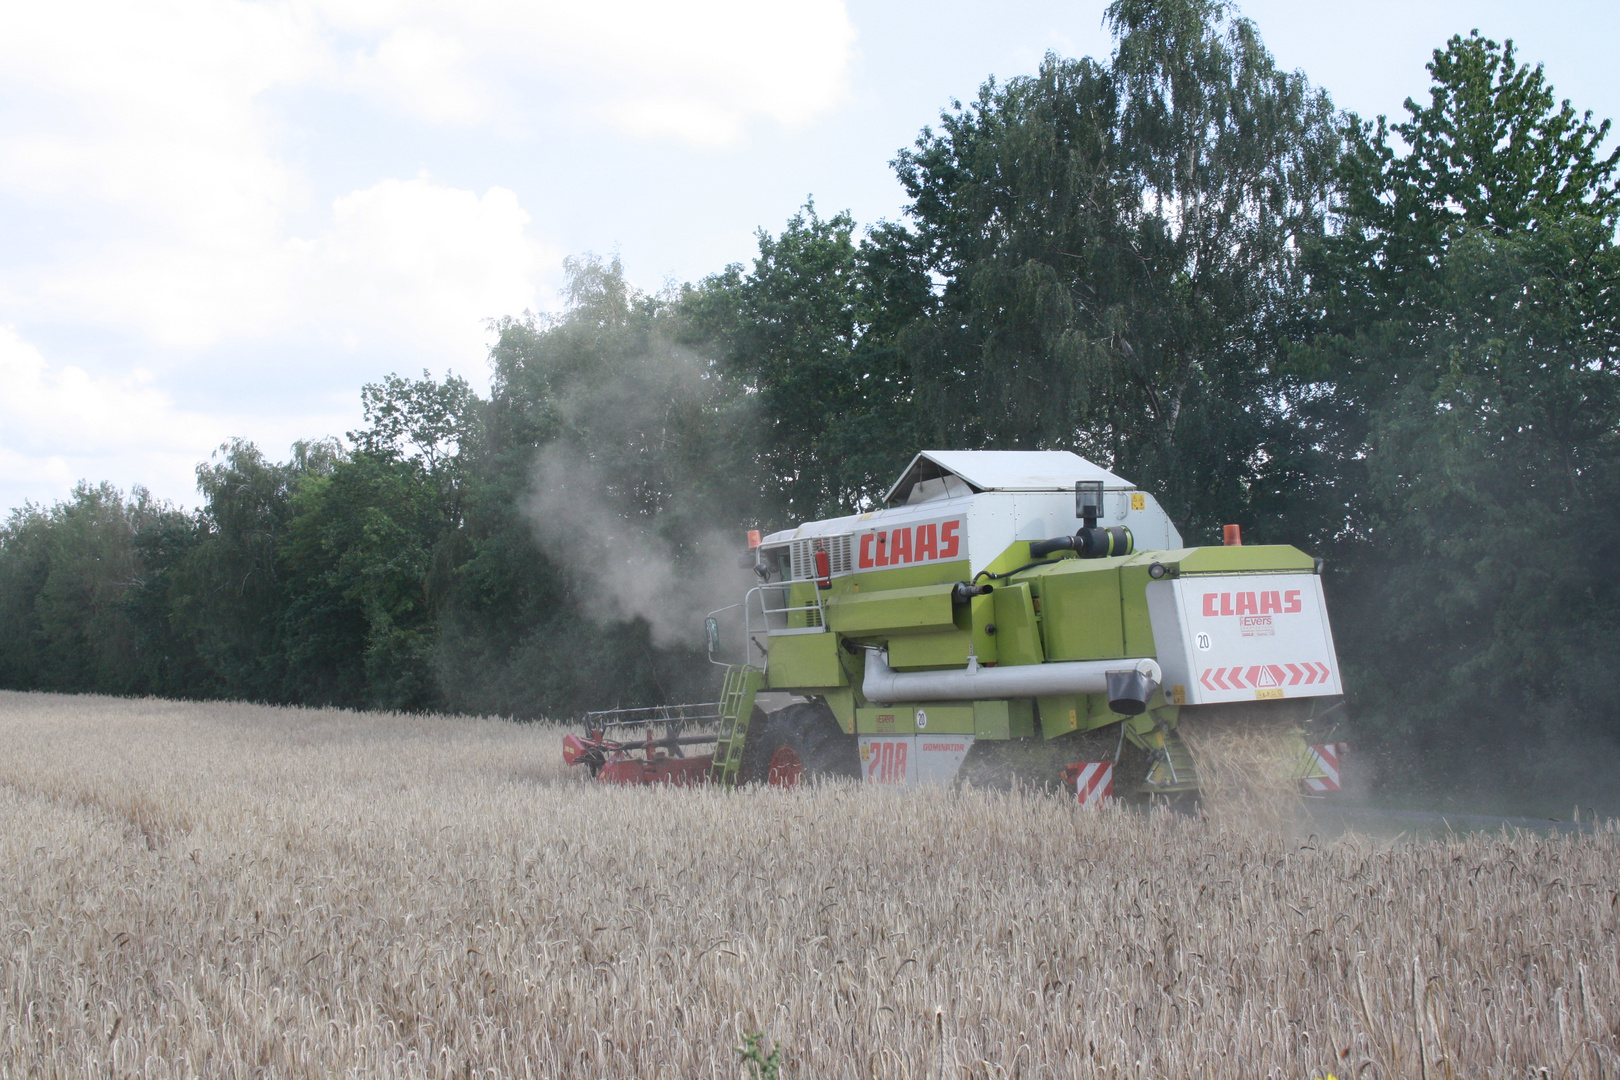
[1,691,1616,1079]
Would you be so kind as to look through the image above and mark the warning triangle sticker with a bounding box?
[1255,665,1279,687]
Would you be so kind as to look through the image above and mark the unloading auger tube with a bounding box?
[863,648,1162,717]
[561,450,1351,799]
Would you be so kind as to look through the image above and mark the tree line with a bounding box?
[4,0,1617,795]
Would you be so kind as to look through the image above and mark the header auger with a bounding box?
[564,451,1347,803]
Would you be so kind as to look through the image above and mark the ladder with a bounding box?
[707,665,763,787]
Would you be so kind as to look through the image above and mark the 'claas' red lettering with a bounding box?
[857,518,962,572]
[915,522,938,560]
[1202,587,1304,617]
[891,526,912,563]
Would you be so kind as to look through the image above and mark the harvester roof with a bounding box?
[884,450,1129,506]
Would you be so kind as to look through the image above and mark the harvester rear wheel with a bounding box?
[739,701,859,787]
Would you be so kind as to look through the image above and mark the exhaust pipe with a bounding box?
[863,649,1162,715]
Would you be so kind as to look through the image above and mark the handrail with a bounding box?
[740,576,829,670]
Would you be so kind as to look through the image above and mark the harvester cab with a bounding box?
[566,450,1348,802]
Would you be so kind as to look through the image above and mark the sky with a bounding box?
[2,0,1617,514]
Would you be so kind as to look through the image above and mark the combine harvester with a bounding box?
[563,451,1347,803]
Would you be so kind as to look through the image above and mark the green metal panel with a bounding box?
[824,583,956,636]
[837,559,969,592]
[1138,544,1315,576]
[822,687,856,733]
[857,705,905,736]
[1008,698,1035,737]
[972,698,1035,739]
[991,582,1044,666]
[784,581,825,630]
[857,703,974,735]
[1118,563,1157,657]
[914,704,974,734]
[969,590,998,664]
[766,632,845,688]
[974,699,1011,739]
[888,629,971,669]
[1037,561,1125,660]
[1038,694,1083,737]
[1083,691,1135,732]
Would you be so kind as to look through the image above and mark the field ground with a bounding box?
[2,690,1617,1078]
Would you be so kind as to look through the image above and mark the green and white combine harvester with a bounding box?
[562,451,1347,802]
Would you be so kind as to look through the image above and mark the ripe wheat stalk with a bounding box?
[1,689,1616,1078]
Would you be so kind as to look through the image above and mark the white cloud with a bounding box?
[330,0,858,141]
[0,0,852,352]
[0,0,856,507]
[293,177,555,360]
[0,326,226,506]
[347,25,491,125]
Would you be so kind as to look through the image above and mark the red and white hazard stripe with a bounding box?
[1070,762,1114,809]
[1200,662,1333,691]
[1304,744,1342,792]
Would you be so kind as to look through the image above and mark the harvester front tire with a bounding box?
[739,701,860,787]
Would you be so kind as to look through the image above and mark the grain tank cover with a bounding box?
[886,450,1131,506]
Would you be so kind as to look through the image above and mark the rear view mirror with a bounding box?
[704,616,720,658]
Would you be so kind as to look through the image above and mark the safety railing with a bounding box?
[580,701,725,731]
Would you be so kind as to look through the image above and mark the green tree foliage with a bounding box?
[1310,32,1620,780]
[686,204,922,520]
[272,372,477,711]
[166,439,339,701]
[1332,31,1618,324]
[0,484,193,694]
[886,0,1340,538]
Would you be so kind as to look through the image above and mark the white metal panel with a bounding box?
[764,487,1185,576]
[906,475,975,504]
[916,734,974,784]
[858,733,974,786]
[1147,574,1342,705]
[859,735,916,784]
[1126,493,1184,550]
[885,450,1130,504]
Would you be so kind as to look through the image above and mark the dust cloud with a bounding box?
[1177,706,1312,829]
[520,347,757,652]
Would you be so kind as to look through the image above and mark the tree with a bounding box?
[273,370,481,711]
[880,0,1339,539]
[0,484,195,695]
[685,203,923,520]
[167,439,340,700]
[1329,31,1618,326]
[1308,32,1620,787]
[353,368,480,524]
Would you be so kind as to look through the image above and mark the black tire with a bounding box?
[738,701,860,786]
